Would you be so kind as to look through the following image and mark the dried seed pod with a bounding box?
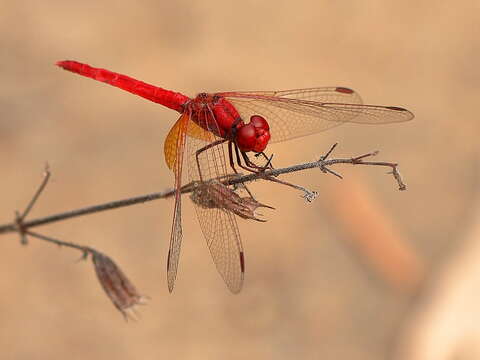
[190,181,273,222]
[92,252,147,320]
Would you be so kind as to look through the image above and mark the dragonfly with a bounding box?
[56,60,414,293]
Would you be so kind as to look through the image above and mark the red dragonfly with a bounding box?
[56,60,414,293]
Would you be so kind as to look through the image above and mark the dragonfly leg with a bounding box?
[195,139,228,182]
[195,139,261,200]
[241,151,272,172]
[196,140,255,199]
[227,141,239,174]
[225,141,258,198]
[254,151,275,169]
[233,144,261,174]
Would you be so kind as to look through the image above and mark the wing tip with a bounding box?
[230,287,242,294]
[227,251,245,294]
[166,249,176,293]
[386,106,415,121]
[240,251,245,273]
[335,87,355,94]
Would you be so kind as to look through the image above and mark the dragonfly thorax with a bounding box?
[190,93,241,138]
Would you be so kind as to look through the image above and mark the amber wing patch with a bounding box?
[164,116,212,170]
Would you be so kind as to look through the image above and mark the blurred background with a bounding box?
[1,1,479,359]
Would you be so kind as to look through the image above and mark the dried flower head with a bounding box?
[190,181,274,222]
[92,252,147,320]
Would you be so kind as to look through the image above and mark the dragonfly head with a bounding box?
[236,115,271,153]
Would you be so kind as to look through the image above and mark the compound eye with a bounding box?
[250,115,269,131]
[236,124,256,152]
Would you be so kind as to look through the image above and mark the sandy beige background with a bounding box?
[1,1,479,359]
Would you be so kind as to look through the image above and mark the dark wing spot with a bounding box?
[166,249,171,270]
[239,251,245,273]
[335,87,354,94]
[386,106,408,111]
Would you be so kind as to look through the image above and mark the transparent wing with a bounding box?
[186,108,245,293]
[164,115,213,170]
[218,87,413,143]
[221,87,363,102]
[165,113,189,293]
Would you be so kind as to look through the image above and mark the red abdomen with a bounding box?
[57,60,190,113]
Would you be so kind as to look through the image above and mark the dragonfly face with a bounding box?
[235,115,271,152]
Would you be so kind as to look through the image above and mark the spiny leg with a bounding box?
[226,141,257,198]
[228,140,239,174]
[232,145,278,201]
[254,151,275,169]
[233,144,261,173]
[196,139,253,197]
[195,139,227,182]
[234,145,313,199]
[241,150,272,172]
[227,140,257,176]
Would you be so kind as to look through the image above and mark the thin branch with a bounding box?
[0,147,406,235]
[229,148,405,189]
[18,163,51,221]
[14,164,51,245]
[264,176,319,203]
[25,230,95,257]
[2,189,177,235]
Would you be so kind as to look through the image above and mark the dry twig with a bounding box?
[0,144,406,317]
[0,144,405,236]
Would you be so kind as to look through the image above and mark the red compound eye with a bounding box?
[236,124,257,152]
[235,115,271,152]
[252,132,269,152]
[250,115,269,131]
